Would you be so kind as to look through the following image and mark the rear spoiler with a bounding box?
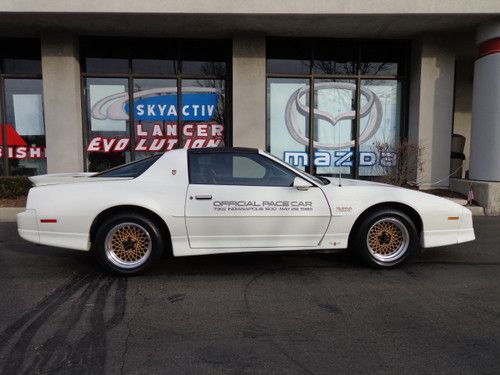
[29,172,98,187]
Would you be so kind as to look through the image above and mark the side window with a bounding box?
[189,152,296,186]
[233,156,266,179]
[93,154,161,178]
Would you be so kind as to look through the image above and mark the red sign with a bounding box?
[0,124,45,159]
[86,123,224,152]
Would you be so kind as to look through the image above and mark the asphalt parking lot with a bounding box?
[0,218,499,374]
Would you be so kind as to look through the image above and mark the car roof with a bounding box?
[187,147,259,154]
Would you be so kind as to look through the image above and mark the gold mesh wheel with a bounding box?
[105,222,152,269]
[366,217,409,262]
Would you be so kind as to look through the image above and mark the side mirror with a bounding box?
[293,177,312,191]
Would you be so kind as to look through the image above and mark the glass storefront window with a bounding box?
[82,38,129,74]
[267,78,309,171]
[267,39,311,75]
[181,79,225,149]
[180,40,227,76]
[358,80,401,176]
[4,79,46,175]
[131,39,176,75]
[313,40,357,75]
[0,39,45,176]
[81,38,230,172]
[1,39,42,75]
[267,38,407,179]
[314,79,356,176]
[86,78,130,171]
[133,78,177,160]
[360,42,407,76]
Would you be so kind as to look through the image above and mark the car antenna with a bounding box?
[337,109,342,187]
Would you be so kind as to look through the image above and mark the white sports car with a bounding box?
[17,147,475,275]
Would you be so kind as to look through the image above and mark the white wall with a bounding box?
[408,35,456,188]
[232,34,266,149]
[41,33,84,173]
[1,0,499,14]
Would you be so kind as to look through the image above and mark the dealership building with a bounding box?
[0,1,499,213]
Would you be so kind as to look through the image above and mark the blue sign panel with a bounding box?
[125,93,219,121]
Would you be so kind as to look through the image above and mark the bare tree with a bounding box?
[373,141,424,187]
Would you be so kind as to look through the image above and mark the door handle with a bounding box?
[195,195,213,200]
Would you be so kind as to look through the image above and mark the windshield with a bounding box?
[261,151,329,185]
[92,154,162,178]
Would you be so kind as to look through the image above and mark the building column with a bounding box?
[232,34,266,149]
[408,35,456,188]
[469,19,500,182]
[41,33,83,173]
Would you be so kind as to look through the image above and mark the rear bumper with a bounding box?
[17,209,90,251]
[17,209,40,244]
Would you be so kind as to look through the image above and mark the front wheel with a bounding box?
[353,209,418,268]
[93,213,164,275]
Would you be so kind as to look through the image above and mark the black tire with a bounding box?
[93,213,164,276]
[352,209,418,268]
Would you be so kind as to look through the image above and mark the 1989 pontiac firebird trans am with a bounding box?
[17,147,475,275]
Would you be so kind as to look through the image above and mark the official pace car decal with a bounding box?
[213,200,313,212]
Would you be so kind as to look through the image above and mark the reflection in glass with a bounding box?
[4,79,46,176]
[131,39,176,75]
[313,79,356,176]
[133,79,177,159]
[132,59,176,75]
[2,59,42,75]
[181,79,225,149]
[86,58,129,74]
[268,78,309,171]
[313,40,357,75]
[266,39,311,75]
[358,80,401,176]
[0,38,42,75]
[360,42,404,76]
[86,78,130,172]
[180,40,227,75]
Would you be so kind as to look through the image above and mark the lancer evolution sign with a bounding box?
[87,87,224,152]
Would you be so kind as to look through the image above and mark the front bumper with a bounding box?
[421,207,475,248]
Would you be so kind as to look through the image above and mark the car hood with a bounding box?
[320,177,471,216]
[323,177,394,188]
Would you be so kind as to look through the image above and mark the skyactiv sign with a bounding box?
[126,93,219,121]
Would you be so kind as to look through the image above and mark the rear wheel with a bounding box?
[93,213,164,275]
[353,209,418,268]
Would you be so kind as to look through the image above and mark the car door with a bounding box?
[185,149,331,249]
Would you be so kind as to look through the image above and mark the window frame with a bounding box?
[187,149,302,187]
[80,37,232,172]
[265,37,410,180]
[92,153,161,178]
[0,38,44,176]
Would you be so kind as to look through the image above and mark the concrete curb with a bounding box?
[0,207,24,222]
[450,178,500,216]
